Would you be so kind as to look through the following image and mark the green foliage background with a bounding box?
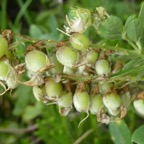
[0,0,144,144]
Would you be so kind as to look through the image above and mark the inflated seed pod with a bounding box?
[25,50,50,73]
[0,35,8,58]
[108,108,120,116]
[73,91,90,127]
[33,85,47,102]
[99,82,113,94]
[76,64,88,75]
[58,91,73,108]
[58,91,72,116]
[56,46,79,68]
[89,94,103,114]
[49,54,63,75]
[133,99,144,117]
[5,50,14,61]
[70,33,90,51]
[6,67,18,89]
[85,50,98,65]
[103,92,122,112]
[0,59,10,81]
[121,92,131,107]
[63,66,76,74]
[45,77,63,100]
[73,91,90,112]
[95,59,111,75]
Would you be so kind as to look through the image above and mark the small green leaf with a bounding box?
[125,18,139,42]
[132,125,144,144]
[138,2,144,25]
[97,16,123,39]
[122,57,143,70]
[29,24,43,39]
[125,3,144,43]
[123,15,135,32]
[22,102,43,122]
[109,120,131,144]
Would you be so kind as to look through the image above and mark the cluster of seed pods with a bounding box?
[0,6,144,126]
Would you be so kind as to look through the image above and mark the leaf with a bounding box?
[138,2,144,25]
[13,85,32,116]
[97,16,123,39]
[125,18,139,42]
[122,57,143,70]
[22,102,43,122]
[125,2,144,43]
[132,125,144,144]
[123,15,135,32]
[29,24,43,39]
[109,120,131,144]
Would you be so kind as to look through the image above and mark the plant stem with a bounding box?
[1,0,7,29]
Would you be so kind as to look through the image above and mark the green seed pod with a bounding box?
[5,50,14,62]
[99,82,113,94]
[73,91,90,112]
[77,65,88,75]
[58,92,73,116]
[58,91,73,108]
[49,54,63,75]
[85,50,98,65]
[133,99,144,117]
[45,77,63,100]
[73,91,90,127]
[70,33,90,51]
[0,59,10,81]
[63,66,76,74]
[108,108,120,116]
[0,35,8,58]
[121,92,131,107]
[25,50,50,73]
[33,85,47,102]
[103,92,122,112]
[95,59,111,75]
[89,94,103,114]
[6,67,18,89]
[56,46,79,68]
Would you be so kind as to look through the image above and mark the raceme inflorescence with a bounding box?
[0,5,144,126]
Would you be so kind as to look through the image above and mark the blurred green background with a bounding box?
[0,0,144,144]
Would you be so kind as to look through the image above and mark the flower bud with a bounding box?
[89,94,103,114]
[25,50,50,73]
[0,35,8,58]
[65,7,92,33]
[56,46,79,68]
[45,77,63,100]
[70,33,90,51]
[95,59,111,75]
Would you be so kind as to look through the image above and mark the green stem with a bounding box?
[1,0,7,29]
[14,0,33,27]
[16,0,32,25]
